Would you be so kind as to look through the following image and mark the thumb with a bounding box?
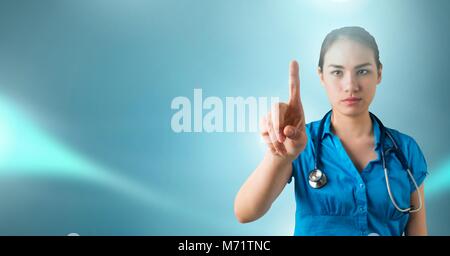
[283,125,301,140]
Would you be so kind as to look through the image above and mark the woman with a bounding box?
[234,26,428,236]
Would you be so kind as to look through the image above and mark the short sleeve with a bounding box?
[407,137,429,193]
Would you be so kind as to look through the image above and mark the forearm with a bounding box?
[406,220,428,236]
[405,185,428,236]
[234,151,293,223]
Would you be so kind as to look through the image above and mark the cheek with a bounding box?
[325,76,344,90]
[324,76,340,89]
[360,77,378,93]
[324,84,341,103]
[360,74,379,86]
[366,86,377,101]
[358,84,377,106]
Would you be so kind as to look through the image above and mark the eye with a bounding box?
[357,69,370,75]
[331,70,343,76]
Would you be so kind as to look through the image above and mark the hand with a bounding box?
[260,60,308,160]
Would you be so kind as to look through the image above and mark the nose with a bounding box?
[342,72,360,92]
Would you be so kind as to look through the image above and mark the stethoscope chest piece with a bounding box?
[308,169,327,189]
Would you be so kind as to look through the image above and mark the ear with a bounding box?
[376,64,383,85]
[317,67,325,86]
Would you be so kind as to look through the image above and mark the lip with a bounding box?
[342,97,362,105]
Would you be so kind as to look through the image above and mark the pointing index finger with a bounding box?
[288,60,301,107]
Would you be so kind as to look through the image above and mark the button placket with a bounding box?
[354,176,369,233]
[331,133,370,234]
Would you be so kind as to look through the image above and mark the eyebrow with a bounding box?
[328,63,373,69]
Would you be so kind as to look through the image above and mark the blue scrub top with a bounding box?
[290,113,428,236]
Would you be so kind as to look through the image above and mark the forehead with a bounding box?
[323,38,376,68]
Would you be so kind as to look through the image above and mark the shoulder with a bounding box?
[305,119,322,138]
[385,127,428,185]
[385,127,425,157]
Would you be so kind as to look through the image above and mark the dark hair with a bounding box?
[318,26,382,71]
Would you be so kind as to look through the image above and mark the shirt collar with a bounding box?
[320,111,382,150]
[320,112,333,139]
[371,114,382,150]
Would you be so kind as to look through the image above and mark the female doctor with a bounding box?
[234,26,428,236]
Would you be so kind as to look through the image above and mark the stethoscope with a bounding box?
[308,110,423,213]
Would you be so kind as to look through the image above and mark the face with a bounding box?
[318,37,382,117]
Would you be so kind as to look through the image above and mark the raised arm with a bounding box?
[234,60,308,223]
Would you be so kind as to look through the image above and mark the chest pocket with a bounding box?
[303,171,356,216]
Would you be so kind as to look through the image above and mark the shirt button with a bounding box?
[359,207,366,212]
[359,183,365,189]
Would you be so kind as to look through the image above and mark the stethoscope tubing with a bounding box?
[311,110,423,213]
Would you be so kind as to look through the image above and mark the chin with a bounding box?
[334,105,368,117]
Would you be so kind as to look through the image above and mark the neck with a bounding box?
[330,110,373,139]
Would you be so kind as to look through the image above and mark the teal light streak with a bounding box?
[0,94,222,229]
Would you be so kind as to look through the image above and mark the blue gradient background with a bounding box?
[0,0,449,235]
